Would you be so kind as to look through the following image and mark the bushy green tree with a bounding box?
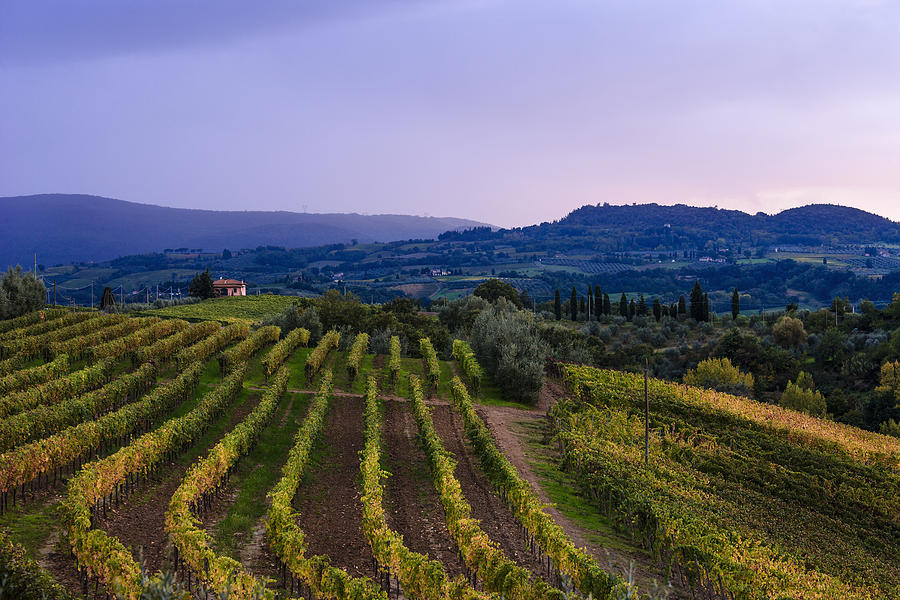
[880,418,900,438]
[188,268,215,299]
[772,315,807,348]
[876,360,900,405]
[684,357,754,396]
[780,378,827,416]
[298,307,323,342]
[473,278,523,308]
[438,295,489,333]
[0,266,45,318]
[470,301,545,404]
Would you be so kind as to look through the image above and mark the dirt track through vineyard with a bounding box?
[382,398,465,578]
[292,394,375,579]
[429,402,549,583]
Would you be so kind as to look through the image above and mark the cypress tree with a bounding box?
[732,287,740,320]
[619,293,628,317]
[579,295,586,316]
[703,292,710,322]
[570,287,578,321]
[678,295,687,315]
[653,298,662,322]
[637,295,648,316]
[628,298,636,320]
[593,286,602,319]
[603,293,611,315]
[689,281,704,321]
[554,289,562,321]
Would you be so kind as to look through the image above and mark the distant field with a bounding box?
[146,294,300,323]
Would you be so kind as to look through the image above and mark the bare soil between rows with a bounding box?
[39,390,261,596]
[292,394,375,579]
[382,398,465,578]
[429,403,550,583]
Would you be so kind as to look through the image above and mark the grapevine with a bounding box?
[266,369,387,600]
[218,325,280,375]
[65,364,250,600]
[0,361,158,452]
[346,332,369,381]
[360,375,494,600]
[261,327,310,379]
[419,338,440,393]
[164,365,287,599]
[0,353,69,396]
[406,374,564,600]
[451,340,483,398]
[0,357,118,419]
[304,330,340,383]
[388,336,401,389]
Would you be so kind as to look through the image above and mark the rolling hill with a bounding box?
[0,194,491,266]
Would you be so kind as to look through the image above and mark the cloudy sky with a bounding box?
[1,0,899,227]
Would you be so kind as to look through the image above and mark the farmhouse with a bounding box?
[212,278,247,297]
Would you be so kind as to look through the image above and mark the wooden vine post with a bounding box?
[644,357,649,466]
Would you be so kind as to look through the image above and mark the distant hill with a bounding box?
[0,194,491,266]
[547,203,900,247]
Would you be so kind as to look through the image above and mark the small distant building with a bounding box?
[213,278,246,297]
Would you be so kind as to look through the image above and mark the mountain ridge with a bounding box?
[0,193,492,266]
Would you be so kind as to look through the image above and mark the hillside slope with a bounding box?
[0,194,491,266]
[556,364,900,599]
[505,202,900,250]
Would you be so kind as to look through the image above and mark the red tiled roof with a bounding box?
[213,279,245,286]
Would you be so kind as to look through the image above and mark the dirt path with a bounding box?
[429,403,548,582]
[383,398,465,578]
[477,379,686,597]
[292,395,375,579]
[95,392,259,576]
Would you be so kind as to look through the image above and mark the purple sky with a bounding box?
[2,0,899,228]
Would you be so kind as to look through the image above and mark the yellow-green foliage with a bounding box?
[876,360,900,404]
[683,357,754,395]
[560,364,900,600]
[780,380,827,417]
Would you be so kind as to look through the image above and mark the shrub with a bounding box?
[683,357,754,396]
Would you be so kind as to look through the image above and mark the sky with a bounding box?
[1,0,899,228]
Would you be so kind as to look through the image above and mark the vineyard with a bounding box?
[0,307,895,600]
[555,364,900,600]
[143,295,304,325]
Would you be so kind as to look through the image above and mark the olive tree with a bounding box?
[470,299,545,404]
